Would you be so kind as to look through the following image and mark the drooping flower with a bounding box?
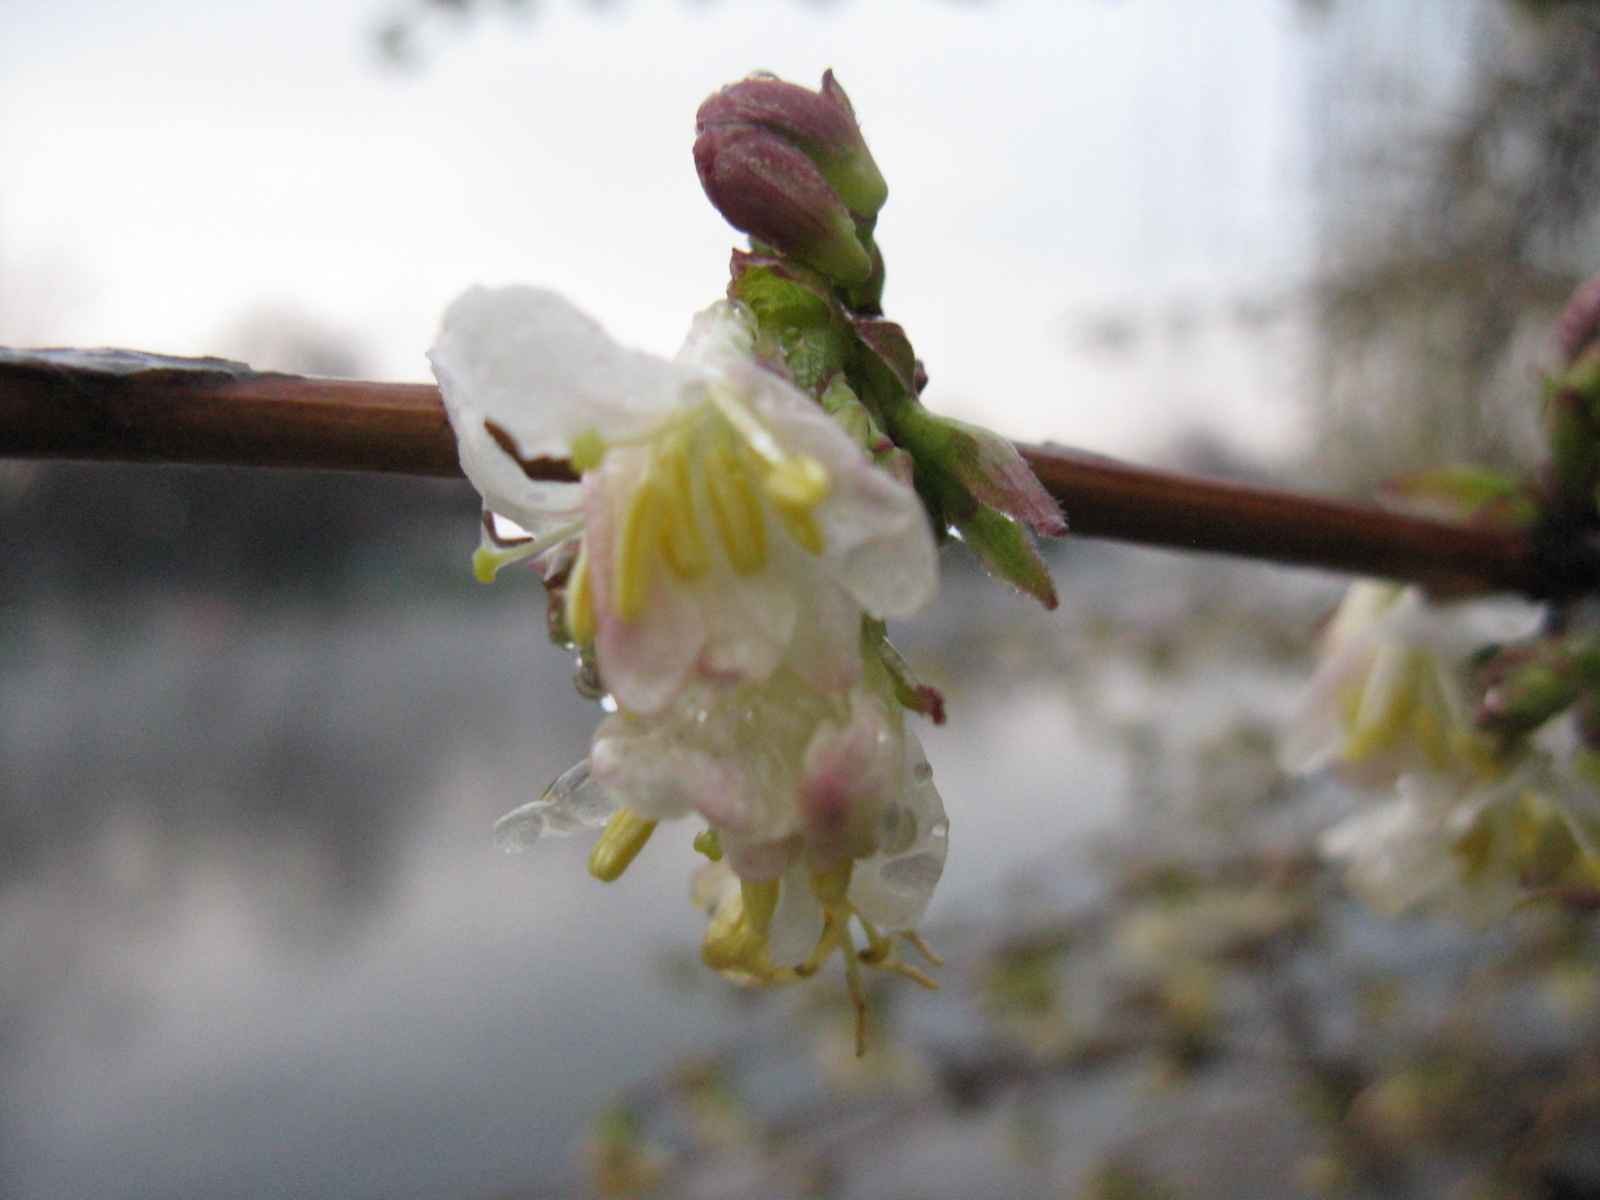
[431,286,947,1021]
[1283,579,1586,911]
[1281,581,1543,789]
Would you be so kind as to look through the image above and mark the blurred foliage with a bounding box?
[1306,0,1600,494]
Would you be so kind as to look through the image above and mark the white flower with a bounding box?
[430,286,937,715]
[1282,581,1543,788]
[1318,715,1600,913]
[430,286,948,1015]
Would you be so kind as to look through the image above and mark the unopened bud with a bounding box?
[694,72,885,285]
[1559,277,1600,366]
[697,71,887,218]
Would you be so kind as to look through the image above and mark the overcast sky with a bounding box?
[0,0,1314,459]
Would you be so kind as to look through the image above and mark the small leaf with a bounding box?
[955,504,1059,609]
[864,619,946,724]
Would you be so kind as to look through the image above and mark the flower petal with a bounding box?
[768,859,826,968]
[430,286,682,535]
[848,730,948,929]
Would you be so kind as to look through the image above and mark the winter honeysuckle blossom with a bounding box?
[1282,580,1600,910]
[430,286,947,1021]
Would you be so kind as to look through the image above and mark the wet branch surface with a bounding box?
[0,348,1584,598]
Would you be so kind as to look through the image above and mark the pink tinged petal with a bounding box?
[849,731,949,930]
[584,460,706,715]
[492,760,619,851]
[799,694,898,865]
[693,569,799,685]
[729,361,938,619]
[782,571,864,695]
[768,859,826,968]
[588,714,738,824]
[725,835,802,884]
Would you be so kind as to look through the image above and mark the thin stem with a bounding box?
[0,350,1588,598]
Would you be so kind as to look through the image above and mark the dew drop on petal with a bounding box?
[492,802,549,853]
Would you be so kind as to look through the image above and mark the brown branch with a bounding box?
[0,349,1585,598]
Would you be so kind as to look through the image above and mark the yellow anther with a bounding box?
[741,878,780,937]
[614,477,665,622]
[565,540,596,644]
[693,828,723,861]
[705,441,767,575]
[812,859,854,906]
[472,539,539,583]
[656,442,711,578]
[589,808,657,882]
[764,455,829,509]
[570,428,607,473]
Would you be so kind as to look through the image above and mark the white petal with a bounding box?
[849,731,948,929]
[768,859,826,968]
[429,286,682,533]
[719,357,938,620]
[491,759,618,851]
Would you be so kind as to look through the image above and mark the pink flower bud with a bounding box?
[693,121,873,284]
[1556,276,1600,365]
[697,71,887,218]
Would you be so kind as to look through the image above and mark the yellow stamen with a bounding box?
[570,428,607,472]
[812,860,854,906]
[705,440,767,574]
[839,920,868,1057]
[615,477,665,621]
[901,929,944,967]
[856,915,893,965]
[880,958,940,990]
[741,878,780,936]
[776,505,826,556]
[656,440,711,578]
[565,540,596,644]
[589,809,657,881]
[473,539,539,583]
[693,828,723,861]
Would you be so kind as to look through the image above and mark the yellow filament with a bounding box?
[705,441,767,574]
[812,860,854,906]
[615,477,665,622]
[879,958,940,990]
[776,505,826,556]
[839,919,868,1057]
[741,878,780,936]
[901,929,944,967]
[589,809,657,882]
[656,442,711,578]
[565,540,596,644]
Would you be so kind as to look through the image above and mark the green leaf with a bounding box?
[954,503,1059,609]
